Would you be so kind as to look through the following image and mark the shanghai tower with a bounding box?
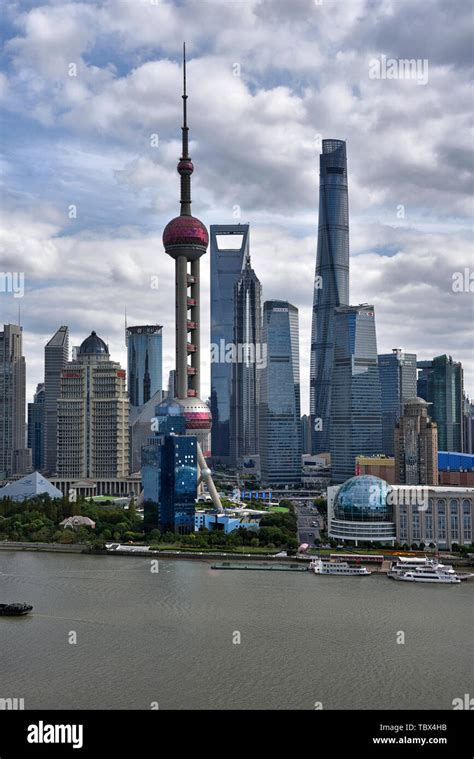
[310,139,350,454]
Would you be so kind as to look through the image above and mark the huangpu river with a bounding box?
[0,552,472,710]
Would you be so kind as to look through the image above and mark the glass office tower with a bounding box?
[417,355,464,452]
[310,139,350,455]
[331,305,382,483]
[27,383,45,470]
[260,301,302,486]
[0,324,29,477]
[44,325,69,475]
[230,252,262,465]
[378,349,417,456]
[142,414,197,535]
[210,224,249,459]
[126,325,163,407]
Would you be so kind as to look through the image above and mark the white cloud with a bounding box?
[0,0,472,415]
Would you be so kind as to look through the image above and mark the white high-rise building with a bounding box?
[57,331,129,479]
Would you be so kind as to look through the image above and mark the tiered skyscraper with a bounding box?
[210,223,249,459]
[394,397,438,485]
[56,331,129,478]
[260,301,302,485]
[378,348,417,456]
[230,248,262,465]
[310,139,350,454]
[330,305,382,483]
[0,324,31,477]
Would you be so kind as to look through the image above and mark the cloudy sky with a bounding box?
[0,0,472,414]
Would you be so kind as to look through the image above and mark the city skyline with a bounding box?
[0,0,472,415]
[0,0,473,729]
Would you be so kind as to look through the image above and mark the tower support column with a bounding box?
[176,255,188,399]
[191,258,200,397]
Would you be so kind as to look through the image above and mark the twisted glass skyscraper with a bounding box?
[310,139,350,454]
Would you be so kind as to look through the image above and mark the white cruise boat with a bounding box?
[390,566,461,583]
[309,558,371,576]
[389,556,456,577]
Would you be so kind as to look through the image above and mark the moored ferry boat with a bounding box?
[388,555,458,578]
[309,558,371,576]
[389,567,461,583]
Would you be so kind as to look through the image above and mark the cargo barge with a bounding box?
[211,562,307,572]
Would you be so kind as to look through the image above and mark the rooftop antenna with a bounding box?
[179,41,192,216]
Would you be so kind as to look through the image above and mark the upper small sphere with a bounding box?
[177,159,194,175]
[163,215,209,250]
[78,331,109,356]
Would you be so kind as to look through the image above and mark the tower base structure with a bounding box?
[197,442,223,513]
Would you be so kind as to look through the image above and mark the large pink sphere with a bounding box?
[162,215,208,248]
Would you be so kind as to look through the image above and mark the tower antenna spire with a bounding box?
[182,41,188,159]
[178,41,192,215]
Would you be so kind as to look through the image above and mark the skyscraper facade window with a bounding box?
[210,224,249,459]
[378,349,417,456]
[230,251,262,465]
[126,325,163,407]
[331,305,382,484]
[310,139,350,455]
[300,415,312,455]
[417,355,464,452]
[260,301,302,486]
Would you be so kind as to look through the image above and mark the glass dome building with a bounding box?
[329,475,396,546]
[334,475,391,522]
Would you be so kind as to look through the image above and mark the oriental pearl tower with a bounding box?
[162,43,222,512]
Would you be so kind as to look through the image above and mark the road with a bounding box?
[293,501,322,546]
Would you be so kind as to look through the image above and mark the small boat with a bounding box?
[309,558,371,576]
[0,603,33,616]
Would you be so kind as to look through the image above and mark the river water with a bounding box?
[0,552,472,710]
